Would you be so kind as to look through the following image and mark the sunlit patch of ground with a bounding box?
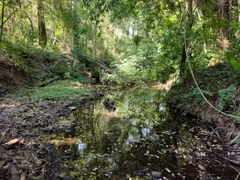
[150,79,175,90]
[0,101,21,109]
[95,109,126,118]
[50,137,82,146]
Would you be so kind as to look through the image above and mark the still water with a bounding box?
[51,87,236,179]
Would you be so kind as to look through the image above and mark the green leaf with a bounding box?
[225,50,234,62]
[229,59,240,70]
[225,50,240,70]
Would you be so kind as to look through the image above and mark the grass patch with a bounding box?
[14,80,88,101]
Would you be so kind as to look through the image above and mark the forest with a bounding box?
[0,0,240,179]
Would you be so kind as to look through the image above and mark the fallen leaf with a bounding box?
[3,139,19,146]
[198,164,205,171]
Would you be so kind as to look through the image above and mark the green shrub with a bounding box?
[218,84,237,110]
[51,61,71,78]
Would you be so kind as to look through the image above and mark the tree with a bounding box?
[179,0,193,80]
[0,0,5,43]
[37,0,47,48]
[72,0,80,57]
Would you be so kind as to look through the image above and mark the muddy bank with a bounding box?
[167,74,240,173]
[168,103,240,172]
[0,87,110,179]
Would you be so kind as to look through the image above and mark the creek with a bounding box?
[50,87,236,179]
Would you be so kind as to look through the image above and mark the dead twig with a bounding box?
[229,132,240,146]
[216,153,240,166]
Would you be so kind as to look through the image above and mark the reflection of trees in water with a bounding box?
[72,102,97,150]
[60,88,190,178]
[57,88,234,179]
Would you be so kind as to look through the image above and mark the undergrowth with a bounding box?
[168,62,240,114]
[0,38,92,89]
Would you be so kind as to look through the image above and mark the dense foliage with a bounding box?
[0,0,239,84]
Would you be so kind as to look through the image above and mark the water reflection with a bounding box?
[159,104,164,112]
[52,88,236,179]
[78,142,86,152]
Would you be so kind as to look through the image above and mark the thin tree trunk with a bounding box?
[72,0,80,57]
[239,0,240,22]
[92,23,97,61]
[179,45,187,79]
[23,11,34,41]
[0,0,5,43]
[85,34,88,52]
[179,0,193,80]
[37,0,47,48]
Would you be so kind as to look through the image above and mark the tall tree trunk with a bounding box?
[72,0,80,57]
[92,23,97,61]
[179,0,193,80]
[92,22,100,83]
[0,0,5,43]
[37,0,47,48]
[239,0,240,22]
[179,45,187,79]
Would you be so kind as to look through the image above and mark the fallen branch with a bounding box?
[228,132,240,146]
[79,54,114,74]
[216,153,240,166]
[38,76,61,87]
[53,54,114,74]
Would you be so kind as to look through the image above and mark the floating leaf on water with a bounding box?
[130,153,136,159]
[144,150,150,156]
[165,168,171,173]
